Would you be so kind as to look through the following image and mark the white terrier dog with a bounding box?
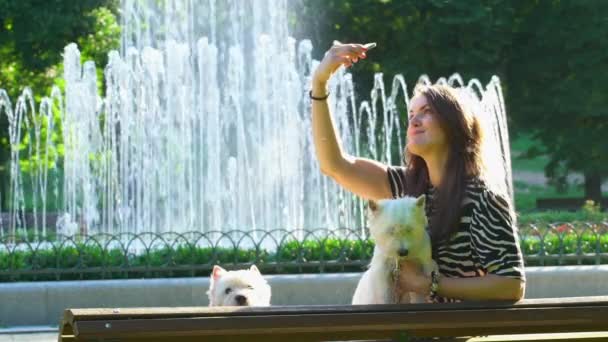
[352,195,436,304]
[207,265,271,306]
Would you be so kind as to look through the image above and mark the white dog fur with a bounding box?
[352,195,436,304]
[207,265,271,306]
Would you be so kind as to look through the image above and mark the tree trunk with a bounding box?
[584,171,603,204]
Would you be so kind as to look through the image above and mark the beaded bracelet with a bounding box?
[429,269,440,298]
[309,90,330,101]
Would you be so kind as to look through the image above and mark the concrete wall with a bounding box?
[1,266,607,328]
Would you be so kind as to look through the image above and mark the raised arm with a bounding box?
[311,43,393,200]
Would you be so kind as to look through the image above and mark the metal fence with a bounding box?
[1,222,607,282]
[519,222,608,265]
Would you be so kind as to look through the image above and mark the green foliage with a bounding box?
[513,179,608,214]
[292,0,518,110]
[582,200,602,216]
[509,1,608,181]
[510,134,550,173]
[2,228,608,282]
[76,6,122,95]
[522,231,608,266]
[518,210,607,226]
[0,0,120,211]
[0,236,375,281]
[0,0,120,99]
[517,192,607,224]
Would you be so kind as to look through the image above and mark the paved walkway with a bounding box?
[0,327,57,342]
[3,329,608,341]
[513,170,608,191]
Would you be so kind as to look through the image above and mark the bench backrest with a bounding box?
[59,296,608,341]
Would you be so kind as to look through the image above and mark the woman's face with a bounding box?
[406,94,448,158]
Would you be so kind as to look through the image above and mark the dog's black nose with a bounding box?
[235,295,248,306]
[398,248,409,257]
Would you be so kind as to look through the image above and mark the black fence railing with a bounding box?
[1,223,607,282]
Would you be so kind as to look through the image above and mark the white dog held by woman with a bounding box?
[352,195,437,304]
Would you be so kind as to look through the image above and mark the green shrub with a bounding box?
[1,227,607,282]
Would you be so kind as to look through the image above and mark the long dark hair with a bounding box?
[403,84,484,246]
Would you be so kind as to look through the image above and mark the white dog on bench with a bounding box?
[352,195,436,304]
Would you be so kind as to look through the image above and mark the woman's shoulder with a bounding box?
[465,176,507,197]
[464,175,490,190]
[464,176,513,216]
[386,165,407,198]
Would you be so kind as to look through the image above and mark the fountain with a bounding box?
[0,0,512,241]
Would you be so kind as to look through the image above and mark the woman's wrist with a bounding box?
[312,77,328,88]
[416,274,432,295]
[311,79,329,98]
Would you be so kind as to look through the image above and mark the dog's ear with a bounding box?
[368,200,379,213]
[415,194,426,209]
[212,265,227,281]
[249,264,261,274]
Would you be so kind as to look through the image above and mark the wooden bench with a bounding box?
[59,296,608,342]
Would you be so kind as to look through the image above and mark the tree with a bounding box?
[508,0,608,202]
[0,0,120,210]
[292,0,517,100]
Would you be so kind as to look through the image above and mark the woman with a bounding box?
[310,42,525,302]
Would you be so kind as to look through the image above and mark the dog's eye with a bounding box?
[247,285,254,290]
[224,287,232,294]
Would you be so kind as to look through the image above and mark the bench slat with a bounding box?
[60,296,608,341]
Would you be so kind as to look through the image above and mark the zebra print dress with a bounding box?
[387,166,526,303]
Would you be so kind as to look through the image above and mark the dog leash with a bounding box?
[391,258,401,303]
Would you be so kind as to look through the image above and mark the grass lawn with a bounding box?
[510,133,550,172]
[513,181,596,213]
[510,134,607,216]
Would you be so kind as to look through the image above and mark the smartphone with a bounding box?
[363,42,377,51]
